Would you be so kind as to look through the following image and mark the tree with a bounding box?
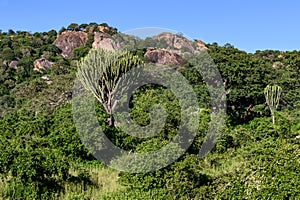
[99,22,109,27]
[264,85,282,124]
[77,49,144,126]
[207,44,277,124]
[79,23,89,30]
[89,22,98,27]
[67,23,79,31]
[0,110,70,198]
[73,45,90,60]
[58,26,66,34]
[8,29,15,35]
[46,29,57,43]
[2,47,15,60]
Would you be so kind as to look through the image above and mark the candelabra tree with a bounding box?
[264,85,282,124]
[77,48,144,126]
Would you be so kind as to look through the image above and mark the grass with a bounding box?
[0,163,123,200]
[60,163,123,200]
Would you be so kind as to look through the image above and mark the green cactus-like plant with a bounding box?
[264,85,282,124]
[77,48,144,126]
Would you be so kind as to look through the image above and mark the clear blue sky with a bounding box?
[0,0,299,53]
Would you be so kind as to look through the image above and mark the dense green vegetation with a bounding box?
[0,23,299,199]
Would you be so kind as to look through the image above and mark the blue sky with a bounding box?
[0,0,299,53]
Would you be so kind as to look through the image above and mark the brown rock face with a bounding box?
[144,48,183,66]
[54,31,88,58]
[33,58,54,73]
[154,32,207,53]
[92,32,121,51]
[9,60,18,70]
[195,39,208,50]
[98,25,110,33]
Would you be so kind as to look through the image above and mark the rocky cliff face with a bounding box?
[52,29,207,66]
[53,29,121,58]
[53,31,88,58]
[144,48,183,66]
[142,32,207,66]
[154,32,207,53]
[92,32,121,51]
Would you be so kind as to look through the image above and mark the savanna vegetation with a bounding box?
[0,23,299,199]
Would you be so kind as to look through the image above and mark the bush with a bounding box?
[0,110,70,198]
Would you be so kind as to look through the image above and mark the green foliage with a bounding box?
[72,45,90,60]
[113,88,212,199]
[208,44,277,123]
[49,103,91,160]
[0,25,299,199]
[67,23,79,31]
[0,109,70,198]
[59,26,67,34]
[1,47,15,61]
[106,188,169,199]
[77,48,144,126]
[201,139,300,199]
[79,23,89,30]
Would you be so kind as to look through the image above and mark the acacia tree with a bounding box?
[67,23,79,31]
[264,85,282,124]
[77,48,143,126]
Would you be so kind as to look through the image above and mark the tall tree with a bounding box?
[77,49,144,126]
[264,85,282,124]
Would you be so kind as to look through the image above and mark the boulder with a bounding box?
[92,32,121,51]
[33,58,53,73]
[195,39,208,50]
[154,32,193,51]
[98,25,110,33]
[144,48,183,66]
[154,32,207,53]
[41,75,49,80]
[9,60,18,70]
[54,30,88,58]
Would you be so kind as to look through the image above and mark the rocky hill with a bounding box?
[0,22,210,114]
[52,27,208,66]
[0,22,299,200]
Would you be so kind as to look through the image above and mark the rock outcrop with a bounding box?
[54,31,88,58]
[144,48,183,66]
[195,39,208,50]
[98,25,110,33]
[92,32,121,51]
[52,29,207,65]
[33,58,54,73]
[153,32,207,53]
[9,60,18,70]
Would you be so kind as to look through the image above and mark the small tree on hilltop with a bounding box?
[67,23,79,31]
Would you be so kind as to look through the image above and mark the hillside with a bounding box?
[0,22,299,199]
